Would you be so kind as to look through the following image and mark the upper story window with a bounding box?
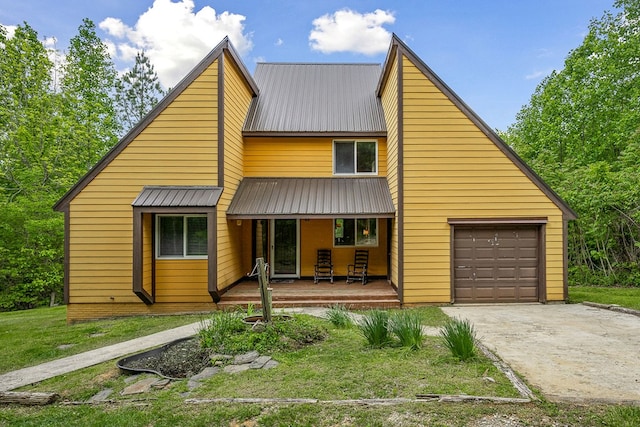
[156,215,207,259]
[333,140,377,175]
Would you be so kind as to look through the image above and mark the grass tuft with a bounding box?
[439,317,477,361]
[389,310,424,350]
[325,304,352,328]
[358,310,392,348]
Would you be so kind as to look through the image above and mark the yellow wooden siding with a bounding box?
[67,302,217,323]
[400,55,566,303]
[67,60,219,307]
[216,52,254,291]
[244,137,387,177]
[155,259,209,302]
[380,55,400,288]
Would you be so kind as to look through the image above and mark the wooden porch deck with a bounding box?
[218,278,400,310]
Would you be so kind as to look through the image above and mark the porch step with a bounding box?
[218,299,401,311]
[221,293,397,303]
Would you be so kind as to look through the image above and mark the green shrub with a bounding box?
[440,317,477,361]
[358,310,392,348]
[198,311,245,350]
[389,310,424,350]
[199,313,327,355]
[326,304,352,328]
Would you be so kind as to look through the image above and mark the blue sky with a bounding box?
[0,0,618,130]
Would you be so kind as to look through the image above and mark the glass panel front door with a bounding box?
[271,219,299,277]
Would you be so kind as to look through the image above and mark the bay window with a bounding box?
[157,215,207,258]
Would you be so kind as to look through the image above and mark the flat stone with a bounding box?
[190,367,219,381]
[233,351,260,365]
[187,379,200,391]
[262,360,279,370]
[224,364,251,374]
[249,355,272,369]
[89,333,106,338]
[152,378,171,389]
[88,388,113,402]
[121,377,158,395]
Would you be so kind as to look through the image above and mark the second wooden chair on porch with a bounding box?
[346,249,368,285]
[314,249,334,284]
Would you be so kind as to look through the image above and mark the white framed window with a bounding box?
[333,140,377,175]
[334,218,378,247]
[156,215,207,259]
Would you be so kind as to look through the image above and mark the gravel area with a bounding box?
[122,338,210,378]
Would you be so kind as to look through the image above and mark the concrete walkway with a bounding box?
[0,322,205,392]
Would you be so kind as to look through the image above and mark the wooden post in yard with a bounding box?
[256,257,272,322]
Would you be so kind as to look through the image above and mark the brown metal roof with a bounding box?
[243,63,386,135]
[227,178,395,218]
[132,186,223,207]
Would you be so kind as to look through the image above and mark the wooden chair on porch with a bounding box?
[314,249,334,284]
[346,249,368,285]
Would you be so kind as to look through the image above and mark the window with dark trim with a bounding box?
[334,218,378,247]
[333,140,377,175]
[156,215,207,258]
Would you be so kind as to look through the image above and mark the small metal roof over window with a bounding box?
[132,186,223,207]
[243,63,386,135]
[227,178,395,218]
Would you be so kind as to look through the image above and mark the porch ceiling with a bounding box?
[227,177,395,219]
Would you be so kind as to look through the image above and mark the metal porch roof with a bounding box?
[132,186,223,207]
[227,178,395,218]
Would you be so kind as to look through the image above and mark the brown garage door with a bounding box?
[453,225,539,303]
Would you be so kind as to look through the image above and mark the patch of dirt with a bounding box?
[122,338,210,378]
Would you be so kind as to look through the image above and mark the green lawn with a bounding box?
[1,304,640,426]
[0,306,205,374]
[568,285,640,311]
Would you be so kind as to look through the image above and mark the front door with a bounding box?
[270,219,299,278]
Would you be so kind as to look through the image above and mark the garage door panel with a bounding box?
[454,225,540,303]
[519,266,538,279]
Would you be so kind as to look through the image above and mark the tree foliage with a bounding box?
[507,0,640,285]
[115,50,165,134]
[0,20,164,310]
[60,18,120,171]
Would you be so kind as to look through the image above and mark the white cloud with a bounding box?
[309,8,394,55]
[99,0,253,88]
[275,38,283,47]
[2,24,17,39]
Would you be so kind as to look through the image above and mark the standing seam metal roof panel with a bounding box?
[244,63,386,134]
[227,178,395,218]
[132,186,223,207]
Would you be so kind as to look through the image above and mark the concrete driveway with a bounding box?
[441,304,640,404]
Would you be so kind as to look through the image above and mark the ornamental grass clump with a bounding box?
[326,304,352,328]
[389,310,424,350]
[358,310,392,348]
[439,317,477,361]
[198,311,245,351]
